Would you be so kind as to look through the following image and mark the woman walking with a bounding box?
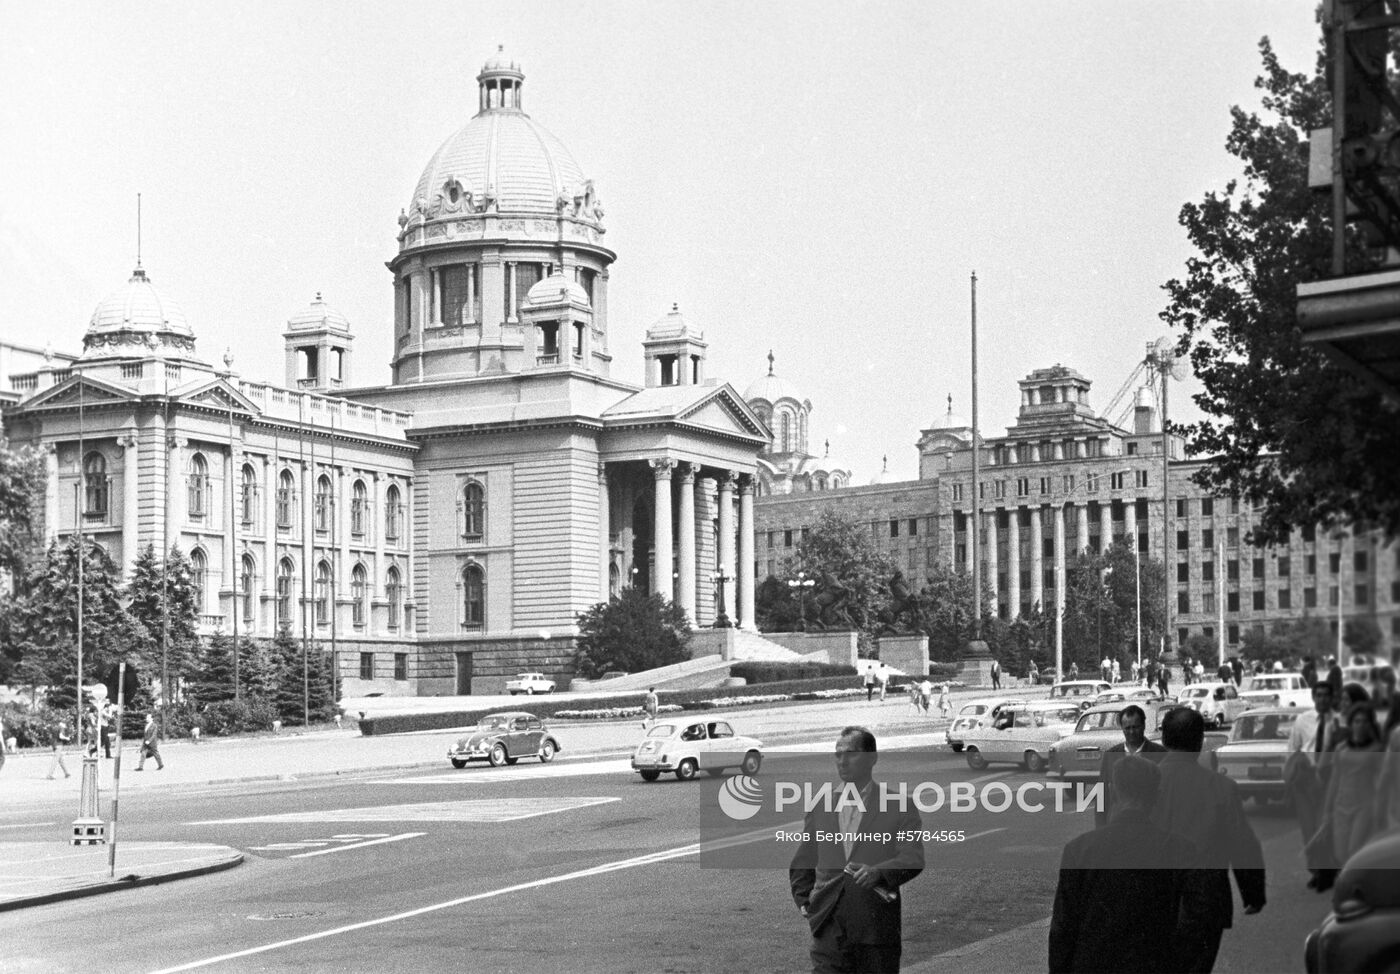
[1316,701,1384,880]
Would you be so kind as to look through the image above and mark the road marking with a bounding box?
[190,796,619,825]
[0,822,56,830]
[389,758,635,783]
[289,832,424,858]
[248,843,331,851]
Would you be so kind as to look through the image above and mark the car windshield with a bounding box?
[1184,688,1210,698]
[479,716,510,731]
[1232,713,1297,741]
[1075,712,1115,733]
[1247,677,1288,691]
[647,724,676,738]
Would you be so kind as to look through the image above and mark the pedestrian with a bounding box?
[789,725,924,974]
[990,658,1001,690]
[1230,656,1243,687]
[1284,681,1343,890]
[134,713,164,771]
[1374,700,1400,834]
[1095,704,1168,828]
[937,682,950,718]
[643,686,659,729]
[863,664,877,703]
[1027,661,1039,686]
[1100,656,1111,682]
[1193,659,1205,683]
[1157,665,1170,698]
[877,666,888,702]
[1149,708,1266,972]
[1068,661,1079,681]
[1111,659,1120,684]
[1217,661,1232,684]
[906,682,920,714]
[1311,701,1384,886]
[918,678,932,715]
[46,719,73,780]
[99,702,114,758]
[1325,656,1343,702]
[1050,756,1210,973]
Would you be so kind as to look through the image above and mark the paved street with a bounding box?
[0,694,1335,973]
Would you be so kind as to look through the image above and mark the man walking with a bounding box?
[863,664,878,702]
[990,658,1001,690]
[642,687,659,729]
[135,713,164,771]
[1095,705,1168,827]
[790,726,924,973]
[46,720,72,780]
[1149,708,1265,972]
[1285,681,1342,889]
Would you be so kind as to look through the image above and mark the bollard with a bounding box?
[71,754,105,845]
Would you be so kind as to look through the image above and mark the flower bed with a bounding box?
[552,703,684,721]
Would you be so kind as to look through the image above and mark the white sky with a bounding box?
[0,1,1321,483]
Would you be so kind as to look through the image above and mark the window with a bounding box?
[1278,589,1292,610]
[1040,477,1051,494]
[1176,499,1188,518]
[462,481,485,539]
[240,464,258,526]
[277,559,294,626]
[1277,556,1290,577]
[314,475,332,534]
[784,529,794,547]
[1202,561,1214,583]
[1227,527,1239,547]
[1177,530,1189,551]
[1253,558,1265,579]
[240,555,255,623]
[351,480,368,537]
[1110,472,1126,490]
[463,564,485,629]
[1230,497,1240,514]
[1306,554,1317,575]
[1063,474,1076,492]
[1202,529,1214,550]
[1085,473,1099,493]
[1177,562,1190,583]
[314,560,331,625]
[83,452,108,516]
[187,453,208,519]
[889,519,899,538]
[1227,559,1239,581]
[1202,592,1215,613]
[437,264,474,325]
[394,653,408,681]
[359,652,374,681]
[951,483,963,502]
[386,567,402,629]
[1227,591,1240,612]
[1253,591,1265,611]
[1305,587,1317,609]
[277,470,295,529]
[1178,591,1190,613]
[1329,552,1341,574]
[1201,498,1214,517]
[1330,586,1340,607]
[385,484,402,542]
[1228,623,1240,644]
[1356,583,1370,606]
[190,549,207,611]
[1355,551,1370,572]
[908,518,918,536]
[1016,477,1030,497]
[351,564,367,627]
[1135,470,1149,488]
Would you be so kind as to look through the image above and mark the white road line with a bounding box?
[289,833,424,859]
[0,822,56,830]
[148,841,707,973]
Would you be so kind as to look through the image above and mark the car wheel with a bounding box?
[741,751,762,776]
[966,748,988,770]
[526,687,535,695]
[450,758,467,770]
[489,743,508,767]
[639,770,661,782]
[676,758,698,781]
[539,740,556,764]
[1024,751,1046,774]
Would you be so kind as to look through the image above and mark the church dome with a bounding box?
[928,395,969,430]
[743,351,807,406]
[286,292,351,334]
[81,266,198,361]
[868,455,893,485]
[400,50,604,243]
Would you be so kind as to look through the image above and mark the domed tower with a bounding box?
[79,266,201,365]
[642,303,707,387]
[743,351,810,458]
[284,292,353,391]
[389,49,615,383]
[917,394,973,479]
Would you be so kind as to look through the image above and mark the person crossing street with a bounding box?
[135,713,164,771]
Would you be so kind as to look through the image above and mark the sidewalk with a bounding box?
[0,683,1042,913]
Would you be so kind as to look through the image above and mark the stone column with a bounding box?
[1124,497,1138,552]
[337,465,352,633]
[1054,504,1067,625]
[1007,508,1021,621]
[1099,500,1113,553]
[985,511,999,619]
[120,432,139,579]
[262,455,275,627]
[1076,502,1090,556]
[301,458,314,633]
[738,474,756,630]
[676,463,697,622]
[598,464,612,601]
[507,262,518,322]
[1030,506,1044,610]
[166,437,185,565]
[717,471,737,623]
[650,458,675,600]
[224,444,237,619]
[371,470,384,636]
[43,443,59,543]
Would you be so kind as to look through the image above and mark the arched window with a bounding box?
[609,562,620,598]
[240,554,256,623]
[462,563,485,629]
[386,566,402,629]
[314,475,332,533]
[385,484,402,542]
[780,413,791,453]
[314,560,332,625]
[83,452,108,516]
[351,564,367,627]
[276,558,295,626]
[240,464,258,525]
[188,453,208,518]
[351,480,368,537]
[462,480,485,539]
[190,548,207,612]
[276,470,296,529]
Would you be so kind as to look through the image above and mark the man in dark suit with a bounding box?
[1149,708,1266,973]
[1095,705,1169,828]
[1050,756,1211,972]
[790,726,923,973]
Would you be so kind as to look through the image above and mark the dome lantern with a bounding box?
[477,46,525,113]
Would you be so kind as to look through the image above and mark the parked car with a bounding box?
[1304,827,1400,974]
[448,712,561,768]
[1089,686,1166,709]
[1212,707,1299,805]
[505,672,556,695]
[1047,680,1114,709]
[961,702,1082,772]
[944,697,1016,752]
[1036,667,1059,686]
[631,719,763,782]
[1046,702,1174,778]
[1178,681,1248,728]
[1238,672,1312,710]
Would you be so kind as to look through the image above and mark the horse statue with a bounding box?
[874,570,925,634]
[805,573,858,631]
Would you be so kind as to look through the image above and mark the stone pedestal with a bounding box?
[877,635,928,677]
[956,639,997,688]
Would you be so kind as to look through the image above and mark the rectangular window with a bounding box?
[1306,554,1317,575]
[954,512,967,533]
[784,529,793,547]
[1355,551,1370,572]
[1177,562,1190,583]
[1135,470,1149,488]
[1202,561,1214,582]
[1277,556,1290,577]
[1178,627,1189,648]
[765,531,774,548]
[1305,587,1317,608]
[1278,589,1292,610]
[1253,591,1266,611]
[359,653,374,681]
[951,483,963,502]
[438,264,471,325]
[1330,586,1339,608]
[1063,474,1076,492]
[1177,530,1189,551]
[1202,529,1214,550]
[1230,497,1240,514]
[1228,623,1240,644]
[1016,477,1029,497]
[1393,580,1400,603]
[1227,527,1239,547]
[1178,591,1190,613]
[1253,558,1265,579]
[889,519,899,538]
[1201,497,1214,517]
[1040,477,1051,494]
[1176,499,1188,518]
[955,544,966,565]
[908,518,918,536]
[1126,442,1138,455]
[1227,591,1240,612]
[1110,472,1125,490]
[1202,592,1215,613]
[994,480,1006,499]
[1227,559,1239,581]
[1356,584,1370,606]
[394,653,408,681]
[1085,473,1099,493]
[1330,552,1341,574]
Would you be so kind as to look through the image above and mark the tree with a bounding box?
[787,510,896,649]
[269,628,336,724]
[187,632,236,706]
[754,574,799,633]
[1161,36,1400,544]
[1062,544,1167,672]
[573,587,692,679]
[0,434,44,583]
[126,545,201,699]
[916,561,988,662]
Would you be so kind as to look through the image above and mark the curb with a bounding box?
[0,851,245,913]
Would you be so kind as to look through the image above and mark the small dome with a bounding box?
[646,303,702,341]
[522,274,589,309]
[480,46,522,76]
[286,292,351,334]
[743,350,807,405]
[929,394,969,430]
[87,267,191,337]
[810,440,851,475]
[868,455,892,486]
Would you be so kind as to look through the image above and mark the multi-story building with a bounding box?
[752,364,1399,659]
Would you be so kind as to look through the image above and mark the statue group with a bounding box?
[801,570,925,635]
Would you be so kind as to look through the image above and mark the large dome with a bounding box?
[81,266,198,362]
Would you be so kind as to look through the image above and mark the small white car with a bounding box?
[1213,707,1299,805]
[961,702,1082,773]
[505,672,556,695]
[944,697,1016,752]
[1238,673,1312,710]
[1047,680,1114,710]
[630,719,763,782]
[1178,681,1248,728]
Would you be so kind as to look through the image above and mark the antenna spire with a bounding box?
[136,193,142,269]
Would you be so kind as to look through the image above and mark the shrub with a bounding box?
[195,699,279,736]
[728,661,857,684]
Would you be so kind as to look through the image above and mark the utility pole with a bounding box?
[969,270,980,639]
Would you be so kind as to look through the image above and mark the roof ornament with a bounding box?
[882,455,888,472]
[947,393,953,415]
[824,438,830,457]
[767,349,774,376]
[135,192,142,270]
[223,347,234,371]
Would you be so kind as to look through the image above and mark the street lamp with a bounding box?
[787,571,815,632]
[1053,468,1132,685]
[712,569,732,629]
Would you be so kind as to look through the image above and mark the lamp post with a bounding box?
[788,571,815,632]
[712,569,732,629]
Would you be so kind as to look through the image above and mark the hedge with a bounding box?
[728,661,857,684]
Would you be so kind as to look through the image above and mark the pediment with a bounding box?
[675,385,769,440]
[177,380,260,417]
[19,374,137,410]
